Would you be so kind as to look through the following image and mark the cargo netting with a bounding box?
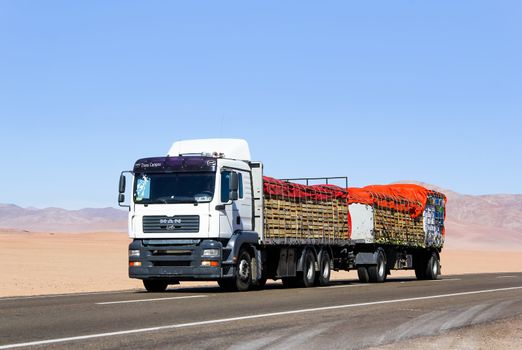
[263,177,351,243]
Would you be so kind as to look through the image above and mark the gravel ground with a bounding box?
[370,315,522,350]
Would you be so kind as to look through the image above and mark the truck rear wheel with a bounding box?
[368,250,387,283]
[297,250,316,288]
[281,277,298,288]
[315,250,331,286]
[143,280,168,292]
[252,276,267,290]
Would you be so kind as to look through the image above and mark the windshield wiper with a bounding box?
[153,196,198,204]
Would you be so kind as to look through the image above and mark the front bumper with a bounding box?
[129,239,234,280]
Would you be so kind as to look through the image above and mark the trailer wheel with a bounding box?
[315,250,331,286]
[415,267,426,280]
[235,248,253,291]
[297,250,316,288]
[368,250,387,283]
[357,267,370,283]
[425,253,440,280]
[414,254,427,280]
[143,280,168,292]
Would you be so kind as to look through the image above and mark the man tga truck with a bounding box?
[118,139,446,292]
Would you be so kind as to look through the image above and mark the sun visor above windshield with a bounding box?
[133,156,217,173]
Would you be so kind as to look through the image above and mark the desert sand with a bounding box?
[1,231,521,298]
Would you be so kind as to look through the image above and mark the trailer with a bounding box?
[118,139,446,292]
[349,185,446,282]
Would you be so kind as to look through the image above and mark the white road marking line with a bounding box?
[96,295,207,305]
[400,278,461,284]
[1,286,521,349]
[431,278,461,282]
[497,276,517,279]
[320,284,366,289]
[0,290,139,302]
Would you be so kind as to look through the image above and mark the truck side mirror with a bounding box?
[119,174,126,194]
[229,172,239,201]
[118,171,132,208]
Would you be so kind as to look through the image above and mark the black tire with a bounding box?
[297,250,316,288]
[357,266,370,283]
[415,260,427,279]
[368,250,387,283]
[315,250,331,286]
[235,248,253,292]
[217,279,237,291]
[252,276,267,290]
[415,266,427,280]
[281,277,298,288]
[143,280,168,292]
[414,253,427,279]
[425,253,440,280]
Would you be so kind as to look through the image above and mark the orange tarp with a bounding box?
[348,184,446,218]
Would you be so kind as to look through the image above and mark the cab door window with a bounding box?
[221,170,244,202]
[221,171,231,202]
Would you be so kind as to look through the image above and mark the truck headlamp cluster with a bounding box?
[202,249,220,257]
[129,250,140,257]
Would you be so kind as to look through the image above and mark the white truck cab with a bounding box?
[119,139,264,291]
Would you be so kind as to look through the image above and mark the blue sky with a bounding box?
[0,1,520,209]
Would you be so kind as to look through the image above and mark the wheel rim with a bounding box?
[432,259,438,276]
[378,259,385,277]
[322,256,330,279]
[306,259,314,281]
[238,259,250,281]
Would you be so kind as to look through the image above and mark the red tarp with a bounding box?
[263,176,349,202]
[263,176,352,237]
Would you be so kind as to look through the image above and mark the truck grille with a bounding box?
[143,215,200,233]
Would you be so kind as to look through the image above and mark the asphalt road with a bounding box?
[1,272,522,349]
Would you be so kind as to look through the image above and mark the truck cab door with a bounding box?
[219,170,252,236]
[219,170,239,236]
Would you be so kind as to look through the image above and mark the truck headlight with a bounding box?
[129,250,140,257]
[202,249,220,257]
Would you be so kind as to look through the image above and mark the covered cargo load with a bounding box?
[263,177,351,244]
[348,184,446,248]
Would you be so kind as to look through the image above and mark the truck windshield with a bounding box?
[134,172,216,204]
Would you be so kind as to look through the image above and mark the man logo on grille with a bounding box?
[160,218,182,224]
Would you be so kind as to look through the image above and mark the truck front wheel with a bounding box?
[235,248,253,291]
[143,280,168,292]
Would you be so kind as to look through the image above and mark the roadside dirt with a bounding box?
[1,231,522,297]
[369,315,522,350]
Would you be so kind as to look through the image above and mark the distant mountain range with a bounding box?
[0,204,127,232]
[1,183,521,249]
